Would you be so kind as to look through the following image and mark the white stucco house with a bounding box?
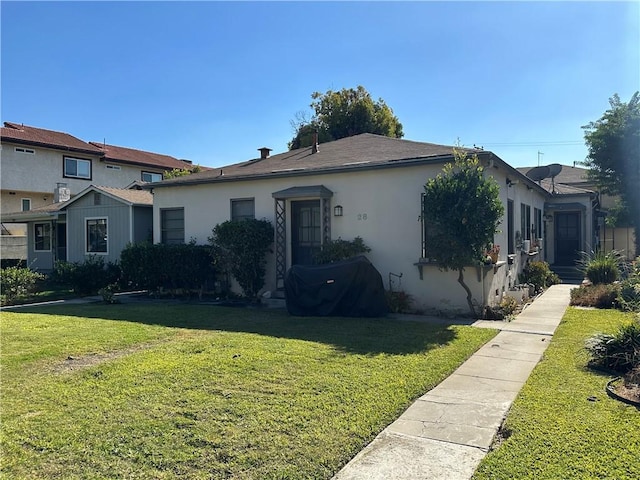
[147,133,555,315]
[0,121,195,262]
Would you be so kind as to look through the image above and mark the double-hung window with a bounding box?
[21,198,31,212]
[86,218,108,254]
[231,198,255,221]
[161,208,184,244]
[64,156,92,179]
[34,223,51,251]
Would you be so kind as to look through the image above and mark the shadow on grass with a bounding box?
[8,301,463,355]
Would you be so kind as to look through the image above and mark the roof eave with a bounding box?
[1,137,103,156]
[144,154,459,189]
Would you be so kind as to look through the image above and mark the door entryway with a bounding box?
[291,200,321,265]
[555,212,581,266]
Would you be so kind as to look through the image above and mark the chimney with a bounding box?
[54,183,70,203]
[312,131,319,154]
[258,147,272,159]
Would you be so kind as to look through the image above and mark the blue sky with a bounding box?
[1,1,638,169]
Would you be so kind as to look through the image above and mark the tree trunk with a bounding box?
[457,268,478,318]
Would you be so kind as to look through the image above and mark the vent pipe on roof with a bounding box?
[258,147,272,159]
[312,130,319,154]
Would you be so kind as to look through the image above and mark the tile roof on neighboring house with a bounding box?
[1,122,104,155]
[151,133,483,188]
[89,142,195,171]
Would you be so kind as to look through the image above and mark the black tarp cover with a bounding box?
[284,256,388,317]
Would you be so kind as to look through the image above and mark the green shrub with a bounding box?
[519,261,560,294]
[209,219,274,300]
[314,236,371,264]
[617,279,640,312]
[576,249,625,285]
[570,283,620,308]
[120,242,215,296]
[585,317,640,374]
[0,266,45,304]
[51,256,120,295]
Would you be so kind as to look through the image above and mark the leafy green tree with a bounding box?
[209,219,274,300]
[422,150,504,317]
[582,92,640,252]
[163,165,202,179]
[289,86,403,149]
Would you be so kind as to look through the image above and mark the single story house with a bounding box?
[147,133,553,315]
[2,184,153,271]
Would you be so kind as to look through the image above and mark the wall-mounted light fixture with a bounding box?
[506,178,520,187]
[333,205,343,217]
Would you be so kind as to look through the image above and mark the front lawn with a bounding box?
[1,303,496,479]
[473,308,640,480]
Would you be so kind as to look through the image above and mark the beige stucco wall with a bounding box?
[0,142,163,212]
[152,162,548,315]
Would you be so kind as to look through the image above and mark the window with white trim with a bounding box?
[142,171,163,182]
[231,198,255,221]
[64,156,92,179]
[86,218,108,254]
[21,198,31,212]
[34,223,51,251]
[161,208,184,244]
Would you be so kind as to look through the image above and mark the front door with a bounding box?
[291,200,321,265]
[555,212,581,266]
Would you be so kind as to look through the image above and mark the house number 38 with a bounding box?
[357,213,368,221]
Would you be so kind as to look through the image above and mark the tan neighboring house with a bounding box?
[0,122,195,263]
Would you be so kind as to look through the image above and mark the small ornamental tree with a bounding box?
[209,219,274,300]
[422,150,504,317]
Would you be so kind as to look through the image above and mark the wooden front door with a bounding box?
[555,212,581,266]
[291,200,321,265]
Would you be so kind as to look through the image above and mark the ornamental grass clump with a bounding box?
[585,316,640,374]
[576,249,625,285]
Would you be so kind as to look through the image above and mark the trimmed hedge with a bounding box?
[120,242,215,295]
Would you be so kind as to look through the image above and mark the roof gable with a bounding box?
[1,122,103,155]
[61,184,153,209]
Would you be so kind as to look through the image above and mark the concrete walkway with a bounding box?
[333,283,574,480]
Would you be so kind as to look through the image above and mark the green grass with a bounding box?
[474,308,640,480]
[1,303,496,479]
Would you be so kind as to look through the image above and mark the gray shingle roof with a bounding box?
[151,133,476,188]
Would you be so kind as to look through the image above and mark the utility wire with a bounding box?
[476,141,583,147]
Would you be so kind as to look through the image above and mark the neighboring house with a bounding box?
[0,121,194,261]
[147,133,551,315]
[1,185,153,271]
[518,165,636,261]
